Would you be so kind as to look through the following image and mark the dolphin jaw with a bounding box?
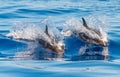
[55,41,65,51]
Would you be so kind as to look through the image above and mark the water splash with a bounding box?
[6,18,65,60]
[5,16,109,61]
[61,16,109,60]
[6,18,64,43]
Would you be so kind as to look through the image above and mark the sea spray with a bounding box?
[61,16,109,60]
[6,16,108,61]
[8,18,65,60]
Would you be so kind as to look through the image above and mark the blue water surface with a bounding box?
[0,0,120,77]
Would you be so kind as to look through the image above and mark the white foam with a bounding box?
[6,18,64,45]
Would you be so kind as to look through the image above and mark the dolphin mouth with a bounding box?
[103,44,108,47]
[99,42,108,47]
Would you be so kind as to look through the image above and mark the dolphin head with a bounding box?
[50,39,65,54]
[81,18,108,47]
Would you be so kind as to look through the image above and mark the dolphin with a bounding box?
[38,25,65,58]
[61,17,108,47]
[77,17,108,47]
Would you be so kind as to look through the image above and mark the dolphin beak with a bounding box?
[102,42,108,47]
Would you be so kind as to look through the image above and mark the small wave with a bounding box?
[0,38,26,50]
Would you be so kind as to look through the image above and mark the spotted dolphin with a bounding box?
[78,18,108,47]
[38,25,65,58]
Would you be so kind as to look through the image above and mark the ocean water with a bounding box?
[0,0,120,77]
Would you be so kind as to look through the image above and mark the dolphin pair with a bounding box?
[38,18,108,59]
[13,18,108,60]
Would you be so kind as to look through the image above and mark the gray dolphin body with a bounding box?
[71,18,109,60]
[76,18,108,47]
[38,25,65,58]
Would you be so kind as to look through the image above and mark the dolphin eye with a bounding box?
[61,46,65,49]
[51,41,55,45]
[73,31,76,35]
